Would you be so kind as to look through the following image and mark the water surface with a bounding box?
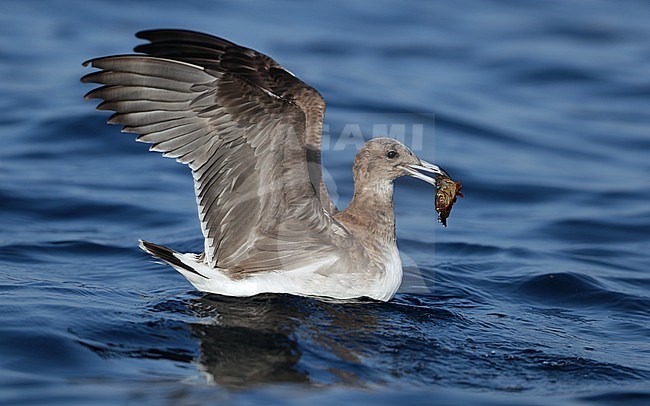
[1,0,649,404]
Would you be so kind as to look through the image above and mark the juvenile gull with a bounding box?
[82,29,450,301]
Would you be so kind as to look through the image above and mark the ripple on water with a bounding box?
[1,0,650,403]
[503,272,650,315]
[541,217,650,244]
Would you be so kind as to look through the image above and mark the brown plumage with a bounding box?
[81,30,456,301]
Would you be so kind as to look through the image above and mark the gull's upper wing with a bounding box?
[133,29,337,214]
[82,55,351,271]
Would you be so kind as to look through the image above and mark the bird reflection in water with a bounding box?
[188,293,380,387]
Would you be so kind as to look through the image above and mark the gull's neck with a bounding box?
[335,178,396,245]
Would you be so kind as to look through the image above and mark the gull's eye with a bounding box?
[386,150,398,159]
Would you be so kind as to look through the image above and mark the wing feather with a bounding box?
[133,29,337,214]
[82,53,352,273]
[86,85,191,102]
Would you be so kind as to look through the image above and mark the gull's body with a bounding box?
[82,30,448,301]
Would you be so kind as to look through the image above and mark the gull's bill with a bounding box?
[401,160,449,185]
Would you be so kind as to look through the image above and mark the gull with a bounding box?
[81,29,449,301]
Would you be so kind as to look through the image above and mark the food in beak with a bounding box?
[435,176,463,227]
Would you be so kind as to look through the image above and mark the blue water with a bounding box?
[1,0,649,404]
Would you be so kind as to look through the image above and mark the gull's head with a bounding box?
[353,137,448,185]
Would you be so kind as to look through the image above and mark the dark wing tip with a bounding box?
[136,28,178,38]
[107,112,124,124]
[133,44,148,54]
[81,55,118,67]
[80,71,97,84]
[135,28,200,40]
[80,55,118,74]
[135,29,158,40]
[95,100,114,111]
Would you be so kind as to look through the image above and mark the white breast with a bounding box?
[370,244,403,301]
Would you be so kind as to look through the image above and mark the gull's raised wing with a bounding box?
[82,56,351,272]
[133,29,337,214]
